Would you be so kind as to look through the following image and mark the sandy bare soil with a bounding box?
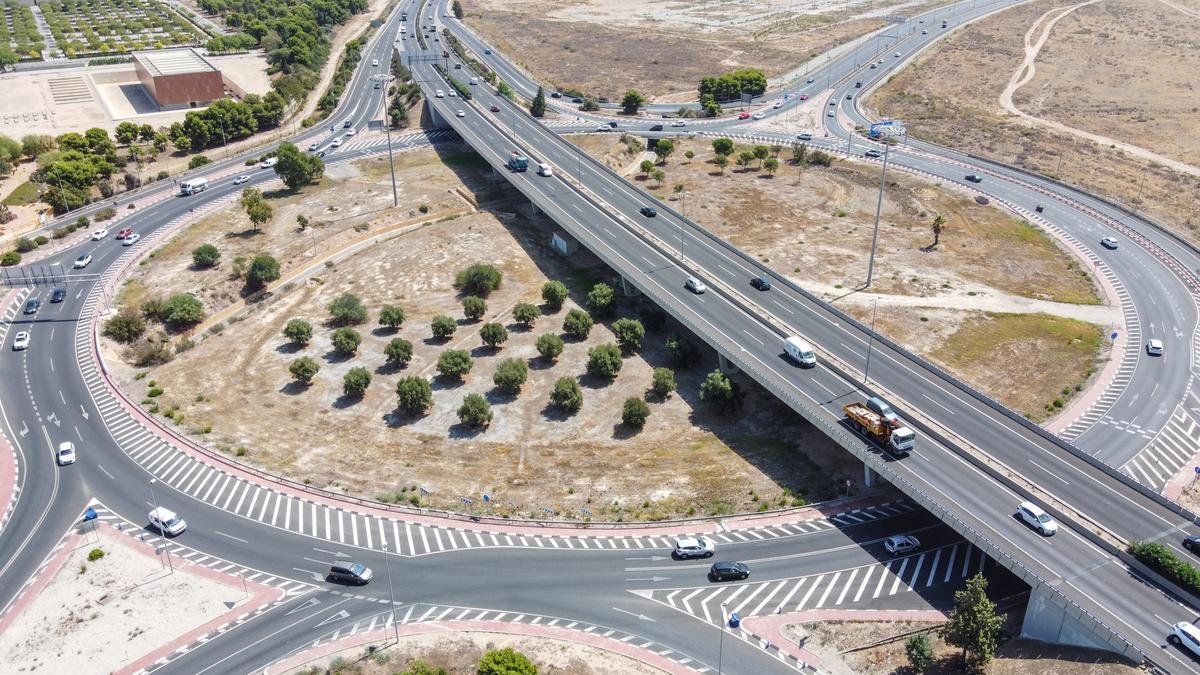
[576,134,1106,418]
[109,148,865,519]
[786,620,1142,674]
[869,0,1200,246]
[461,0,889,100]
[287,632,664,675]
[0,528,240,673]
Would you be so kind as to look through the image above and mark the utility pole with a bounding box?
[864,296,878,382]
[383,543,399,644]
[381,79,399,207]
[865,138,894,288]
[148,478,173,573]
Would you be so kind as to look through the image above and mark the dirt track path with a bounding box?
[998,0,1200,178]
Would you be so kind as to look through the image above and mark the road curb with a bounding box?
[0,287,27,538]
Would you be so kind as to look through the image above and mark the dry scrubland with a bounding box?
[788,620,1140,675]
[870,0,1200,244]
[461,0,888,100]
[107,147,862,520]
[577,134,1106,419]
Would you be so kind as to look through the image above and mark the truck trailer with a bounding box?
[843,402,915,457]
[507,151,529,172]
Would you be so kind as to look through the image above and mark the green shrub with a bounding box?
[541,280,568,310]
[493,357,528,395]
[1129,541,1200,595]
[550,377,583,413]
[651,367,676,397]
[462,295,486,320]
[378,304,405,329]
[246,255,280,290]
[395,376,432,414]
[536,333,563,361]
[283,319,312,345]
[436,349,472,380]
[480,322,508,349]
[454,262,502,296]
[456,393,492,427]
[0,251,19,266]
[289,356,319,385]
[192,243,220,268]
[327,293,368,326]
[87,548,105,562]
[162,293,205,330]
[512,301,540,326]
[342,367,371,398]
[586,343,623,379]
[384,337,413,368]
[611,317,645,352]
[478,648,537,675]
[431,314,457,339]
[622,397,650,427]
[331,327,362,355]
[15,237,36,252]
[586,282,615,316]
[563,308,593,339]
[103,311,146,343]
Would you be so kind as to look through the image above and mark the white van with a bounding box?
[372,58,379,67]
[179,177,208,195]
[783,336,817,367]
[537,163,553,177]
[149,507,187,536]
[469,77,478,85]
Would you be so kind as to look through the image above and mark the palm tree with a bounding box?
[930,214,946,248]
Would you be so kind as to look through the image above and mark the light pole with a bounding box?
[864,296,878,382]
[865,125,901,288]
[148,478,173,573]
[382,543,399,644]
[381,78,399,207]
[718,601,728,675]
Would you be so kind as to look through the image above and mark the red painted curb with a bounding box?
[0,288,23,534]
[262,620,687,674]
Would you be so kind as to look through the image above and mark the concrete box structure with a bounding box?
[132,48,224,110]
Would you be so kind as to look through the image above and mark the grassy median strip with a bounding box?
[1129,541,1200,596]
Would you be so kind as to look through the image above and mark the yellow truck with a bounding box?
[843,402,915,457]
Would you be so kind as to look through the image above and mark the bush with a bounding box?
[140,295,166,322]
[328,293,368,326]
[75,216,90,229]
[652,367,676,397]
[457,393,492,427]
[188,154,211,169]
[0,251,20,266]
[478,648,537,675]
[378,304,405,329]
[342,367,371,398]
[87,548,105,562]
[512,301,540,326]
[283,319,312,345]
[480,322,508,349]
[289,356,319,385]
[436,349,473,380]
[906,633,934,673]
[454,263,503,296]
[462,295,487,320]
[33,235,48,246]
[536,333,564,361]
[246,255,280,290]
[384,337,413,368]
[95,207,117,221]
[192,243,220,268]
[541,280,568,310]
[103,311,146,343]
[550,377,583,413]
[162,293,204,329]
[395,376,432,414]
[611,318,645,352]
[431,314,457,340]
[1129,541,1200,596]
[666,334,699,367]
[587,282,615,316]
[331,327,362,355]
[586,343,623,379]
[700,369,742,413]
[15,237,36,253]
[622,397,650,427]
[563,309,593,339]
[493,357,528,395]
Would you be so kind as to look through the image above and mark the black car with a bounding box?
[490,105,501,113]
[1185,535,1200,553]
[750,276,771,291]
[639,206,657,218]
[23,298,40,315]
[550,91,562,98]
[709,561,750,582]
[608,121,618,128]
[454,63,462,69]
[571,97,583,104]
[328,562,374,585]
[649,124,663,131]
[965,174,982,183]
[50,288,66,303]
[864,149,882,158]
[855,81,862,88]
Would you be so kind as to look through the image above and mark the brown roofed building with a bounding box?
[132,48,224,110]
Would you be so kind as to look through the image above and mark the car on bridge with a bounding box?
[750,276,771,291]
[56,442,76,466]
[672,120,687,127]
[1146,339,1164,356]
[709,561,750,582]
[639,206,657,218]
[672,536,716,559]
[456,110,465,118]
[490,105,500,112]
[1016,501,1058,536]
[23,298,40,314]
[799,94,809,100]
[685,277,707,294]
[331,138,344,147]
[91,228,109,240]
[435,90,444,98]
[328,561,373,585]
[883,535,919,555]
[1100,237,1119,250]
[773,100,783,109]
[1184,534,1200,554]
[1170,621,1200,658]
[11,331,29,351]
[797,132,813,141]
[308,142,320,151]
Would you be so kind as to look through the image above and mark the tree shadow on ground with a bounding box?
[448,421,487,439]
[278,381,309,396]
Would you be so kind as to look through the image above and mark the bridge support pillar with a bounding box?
[425,100,451,130]
[620,276,640,297]
[718,353,739,375]
[1021,583,1125,654]
[863,464,881,488]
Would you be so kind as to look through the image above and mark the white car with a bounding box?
[56,441,76,466]
[259,157,278,169]
[684,276,707,294]
[308,142,320,151]
[751,111,765,120]
[671,120,686,127]
[371,58,379,66]
[11,331,29,351]
[797,132,813,141]
[122,233,141,246]
[894,52,901,58]
[448,90,457,97]
[883,535,920,555]
[1100,236,1119,250]
[826,110,835,117]
[74,254,92,268]
[1171,622,1200,658]
[331,138,344,147]
[1016,501,1058,536]
[456,110,466,118]
[1147,339,1164,356]
[149,507,187,536]
[91,228,109,240]
[345,128,357,136]
[672,536,716,559]
[435,89,444,98]
[233,175,250,185]
[773,100,783,109]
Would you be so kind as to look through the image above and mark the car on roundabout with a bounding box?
[672,536,716,559]
[12,331,29,351]
[709,561,750,582]
[56,442,76,466]
[328,562,373,585]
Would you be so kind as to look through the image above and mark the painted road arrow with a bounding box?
[316,609,351,627]
[80,405,88,420]
[624,555,668,561]
[612,607,656,622]
[625,576,671,582]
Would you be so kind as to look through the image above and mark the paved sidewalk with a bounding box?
[263,619,690,674]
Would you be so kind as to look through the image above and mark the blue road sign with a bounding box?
[483,494,491,503]
[1111,331,1119,341]
[83,507,97,521]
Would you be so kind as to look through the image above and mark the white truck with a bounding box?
[179,177,208,195]
[783,336,817,367]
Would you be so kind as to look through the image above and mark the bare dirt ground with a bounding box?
[869,0,1200,246]
[0,528,240,673]
[287,632,664,675]
[577,134,1107,419]
[461,0,890,100]
[108,147,864,520]
[786,620,1142,674]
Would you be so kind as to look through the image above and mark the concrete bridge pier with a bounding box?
[1021,583,1129,654]
[863,464,881,488]
[425,100,451,130]
[620,276,640,297]
[718,353,740,375]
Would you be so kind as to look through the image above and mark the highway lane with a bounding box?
[414,45,1200,670]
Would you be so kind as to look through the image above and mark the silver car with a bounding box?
[672,536,716,559]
